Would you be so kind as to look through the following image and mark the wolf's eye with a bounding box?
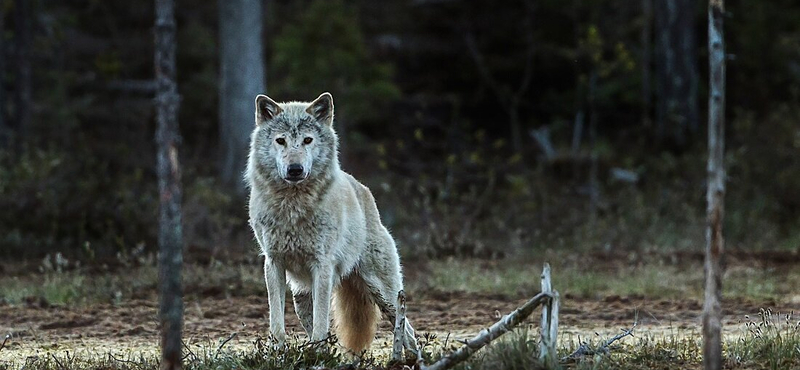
[303,137,313,144]
[276,138,286,145]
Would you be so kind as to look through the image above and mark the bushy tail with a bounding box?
[333,277,379,353]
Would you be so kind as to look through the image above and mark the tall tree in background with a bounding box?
[641,0,653,128]
[13,0,32,136]
[654,0,699,147]
[155,0,184,368]
[0,6,7,147]
[218,0,266,195]
[703,0,726,368]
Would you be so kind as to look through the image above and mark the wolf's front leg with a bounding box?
[310,263,334,342]
[264,258,287,345]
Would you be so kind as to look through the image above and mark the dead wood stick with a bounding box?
[562,319,638,361]
[0,334,8,353]
[214,332,238,358]
[421,291,551,370]
[391,290,407,362]
[539,263,553,363]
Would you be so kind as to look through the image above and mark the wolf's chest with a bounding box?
[253,208,332,264]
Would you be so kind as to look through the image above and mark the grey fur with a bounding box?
[246,92,419,353]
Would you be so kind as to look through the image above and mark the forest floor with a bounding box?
[1,250,799,368]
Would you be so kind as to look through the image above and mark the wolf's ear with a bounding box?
[306,92,334,126]
[255,95,282,125]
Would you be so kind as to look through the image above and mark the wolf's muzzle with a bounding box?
[286,164,305,182]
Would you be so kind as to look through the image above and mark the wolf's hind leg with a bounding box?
[292,291,313,337]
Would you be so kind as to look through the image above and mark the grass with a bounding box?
[0,261,266,306]
[5,313,799,370]
[2,252,798,307]
[2,253,798,369]
[417,256,800,301]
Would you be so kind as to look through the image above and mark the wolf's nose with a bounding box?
[287,164,304,177]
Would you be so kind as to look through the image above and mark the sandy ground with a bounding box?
[1,290,794,364]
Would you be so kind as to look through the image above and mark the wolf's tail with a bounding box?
[333,276,380,353]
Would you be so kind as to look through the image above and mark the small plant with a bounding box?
[727,308,800,370]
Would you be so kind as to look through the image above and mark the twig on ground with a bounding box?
[0,334,9,353]
[108,353,146,370]
[214,332,238,359]
[50,352,66,370]
[181,339,199,362]
[297,333,337,350]
[421,291,552,370]
[562,315,638,361]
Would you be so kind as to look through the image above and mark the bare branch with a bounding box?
[214,332,238,359]
[421,291,551,370]
[562,318,638,361]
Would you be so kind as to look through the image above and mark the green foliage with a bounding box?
[271,0,400,125]
[0,145,157,258]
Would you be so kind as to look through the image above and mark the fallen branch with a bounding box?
[214,332,238,359]
[421,291,551,370]
[562,318,638,361]
[391,290,407,362]
[0,334,8,353]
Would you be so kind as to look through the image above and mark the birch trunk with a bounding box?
[703,0,726,369]
[155,0,184,368]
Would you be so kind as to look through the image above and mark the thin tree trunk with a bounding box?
[0,7,7,147]
[641,0,652,129]
[155,0,183,368]
[218,0,266,195]
[703,0,725,368]
[510,103,522,154]
[13,0,32,136]
[654,0,698,146]
[588,71,599,225]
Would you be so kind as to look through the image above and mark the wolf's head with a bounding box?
[247,92,339,187]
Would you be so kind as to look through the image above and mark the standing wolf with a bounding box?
[246,92,418,354]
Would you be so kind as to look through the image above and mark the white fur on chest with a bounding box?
[252,196,334,268]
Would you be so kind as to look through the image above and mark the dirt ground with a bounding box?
[1,288,794,363]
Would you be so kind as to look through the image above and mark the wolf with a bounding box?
[245,92,419,354]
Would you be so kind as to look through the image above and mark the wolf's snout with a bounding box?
[286,164,305,181]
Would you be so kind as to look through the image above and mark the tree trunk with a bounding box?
[218,0,266,195]
[155,0,184,368]
[13,0,32,136]
[703,0,725,369]
[654,0,699,147]
[0,6,7,147]
[641,0,652,129]
[588,71,599,225]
